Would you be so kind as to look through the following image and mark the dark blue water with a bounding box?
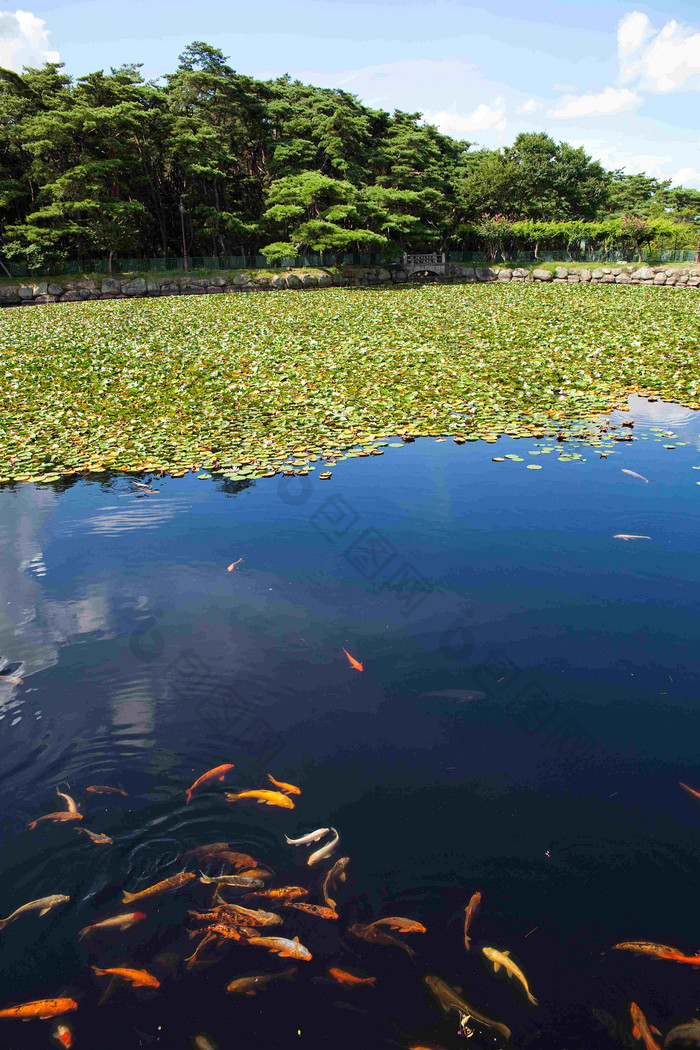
[1,395,700,1049]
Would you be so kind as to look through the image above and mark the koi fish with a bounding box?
[122,871,196,903]
[424,975,511,1042]
[246,934,312,961]
[184,844,259,870]
[76,828,113,845]
[28,811,83,830]
[0,893,69,930]
[0,998,77,1020]
[285,828,330,846]
[190,904,282,927]
[367,916,426,934]
[225,789,295,809]
[285,903,338,920]
[613,941,700,966]
[614,534,651,541]
[483,946,538,1005]
[86,785,128,796]
[198,872,264,889]
[418,690,486,703]
[322,856,349,909]
[56,787,80,814]
[227,968,297,995]
[186,764,235,804]
[328,968,376,986]
[227,558,243,571]
[193,1035,220,1050]
[463,891,481,950]
[630,1002,662,1050]
[343,648,363,671]
[679,782,700,805]
[79,912,146,939]
[51,1021,73,1047]
[267,773,301,795]
[243,886,308,903]
[349,923,416,956]
[93,966,160,989]
[308,828,339,866]
[621,469,649,483]
[236,867,272,882]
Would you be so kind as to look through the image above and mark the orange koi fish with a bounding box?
[613,941,700,966]
[630,1002,662,1050]
[227,968,297,995]
[367,917,426,934]
[28,812,83,830]
[225,789,295,809]
[184,845,259,870]
[243,886,308,904]
[328,967,376,986]
[122,871,195,904]
[267,773,301,795]
[189,904,281,927]
[79,912,146,939]
[76,828,113,845]
[51,1021,73,1047]
[343,649,363,672]
[679,782,700,805]
[246,934,312,961]
[0,998,77,1020]
[186,764,235,804]
[93,966,160,989]
[463,891,481,950]
[86,785,128,796]
[56,787,80,814]
[349,923,416,956]
[285,902,338,920]
[227,558,243,571]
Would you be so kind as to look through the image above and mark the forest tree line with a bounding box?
[1,40,700,271]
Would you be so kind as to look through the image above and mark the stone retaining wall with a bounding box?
[1,263,699,307]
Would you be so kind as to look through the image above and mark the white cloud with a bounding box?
[573,138,673,178]
[0,9,59,69]
[671,166,700,188]
[424,97,506,138]
[549,86,641,118]
[618,11,700,93]
[517,98,538,115]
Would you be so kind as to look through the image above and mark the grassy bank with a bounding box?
[0,282,698,483]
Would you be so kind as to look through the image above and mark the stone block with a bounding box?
[59,291,81,302]
[101,278,121,294]
[300,273,318,287]
[271,275,287,289]
[318,273,333,286]
[475,267,496,282]
[512,267,528,278]
[17,286,34,299]
[615,274,631,283]
[497,268,512,280]
[567,275,580,283]
[286,274,302,288]
[579,269,592,282]
[653,273,667,284]
[554,266,568,278]
[592,269,605,279]
[34,294,57,303]
[532,268,553,281]
[635,266,654,281]
[122,277,147,295]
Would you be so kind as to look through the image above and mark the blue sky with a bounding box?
[2,0,700,186]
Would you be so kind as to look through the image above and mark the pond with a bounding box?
[1,395,699,1049]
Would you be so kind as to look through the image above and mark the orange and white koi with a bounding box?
[76,828,113,845]
[186,764,235,804]
[614,534,651,541]
[79,912,146,939]
[342,648,363,671]
[285,902,338,920]
[328,967,376,986]
[199,872,264,889]
[243,886,308,904]
[308,827,339,866]
[621,469,649,483]
[51,1021,73,1047]
[225,789,295,809]
[0,998,77,1020]
[227,967,297,995]
[267,773,301,795]
[630,1001,662,1050]
[93,966,160,989]
[28,811,83,830]
[463,891,482,950]
[56,787,80,814]
[367,916,426,934]
[122,871,195,904]
[246,934,312,961]
[613,941,700,966]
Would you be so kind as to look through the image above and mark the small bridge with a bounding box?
[402,252,447,276]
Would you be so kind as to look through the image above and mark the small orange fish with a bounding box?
[285,903,338,920]
[613,941,700,966]
[349,923,416,956]
[630,1002,662,1050]
[328,967,376,986]
[76,828,113,845]
[186,764,235,804]
[122,871,195,904]
[86,785,128,796]
[243,886,308,903]
[227,558,243,571]
[93,966,160,989]
[246,934,312,961]
[0,998,77,1020]
[28,812,83,830]
[267,773,301,795]
[343,648,363,672]
[51,1021,73,1047]
[225,789,295,809]
[680,782,700,805]
[463,891,481,950]
[79,912,146,939]
[367,917,426,933]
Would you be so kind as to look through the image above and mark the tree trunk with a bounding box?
[180,198,189,272]
[108,250,114,273]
